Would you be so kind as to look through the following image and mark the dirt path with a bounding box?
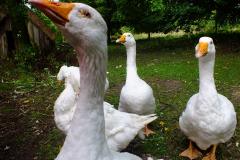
[0,84,57,160]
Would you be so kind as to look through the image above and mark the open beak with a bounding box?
[196,42,208,58]
[116,35,126,43]
[28,0,74,26]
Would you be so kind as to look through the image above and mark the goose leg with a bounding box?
[144,125,155,136]
[202,144,217,160]
[180,141,202,160]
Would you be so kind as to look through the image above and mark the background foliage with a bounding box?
[1,0,240,39]
[0,0,239,70]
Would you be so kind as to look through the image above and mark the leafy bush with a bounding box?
[13,44,39,70]
[120,26,135,34]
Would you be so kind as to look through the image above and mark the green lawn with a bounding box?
[0,33,240,160]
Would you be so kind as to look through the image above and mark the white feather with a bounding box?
[104,102,157,151]
[54,78,76,134]
[179,37,237,150]
[54,85,157,151]
[57,65,109,93]
[41,2,143,159]
[117,33,156,139]
[118,33,156,115]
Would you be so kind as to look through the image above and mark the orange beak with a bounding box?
[28,0,74,26]
[116,35,126,43]
[196,42,208,57]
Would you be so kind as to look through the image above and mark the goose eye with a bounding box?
[127,35,130,37]
[210,41,213,44]
[78,9,91,18]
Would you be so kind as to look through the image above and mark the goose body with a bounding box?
[179,37,237,159]
[29,0,142,159]
[117,33,155,115]
[119,79,155,115]
[54,77,76,134]
[105,102,157,151]
[180,93,236,149]
[116,33,156,138]
[54,85,157,151]
[55,51,152,151]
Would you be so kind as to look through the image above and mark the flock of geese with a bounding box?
[28,0,237,160]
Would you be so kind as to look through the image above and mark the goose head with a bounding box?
[29,0,107,50]
[116,33,136,48]
[195,37,216,62]
[57,65,70,81]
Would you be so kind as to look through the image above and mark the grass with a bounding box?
[0,32,240,160]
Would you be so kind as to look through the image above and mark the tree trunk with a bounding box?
[105,0,112,43]
[107,29,111,44]
[0,16,11,37]
[6,31,15,59]
[215,19,218,33]
[148,32,151,40]
[215,10,218,33]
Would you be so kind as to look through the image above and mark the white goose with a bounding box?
[54,74,76,134]
[57,65,80,92]
[57,65,109,93]
[179,37,237,160]
[29,0,142,159]
[116,33,156,136]
[104,102,157,151]
[56,67,157,151]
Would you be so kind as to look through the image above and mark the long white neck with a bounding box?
[198,56,217,98]
[125,44,139,83]
[56,37,113,160]
[64,78,71,88]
